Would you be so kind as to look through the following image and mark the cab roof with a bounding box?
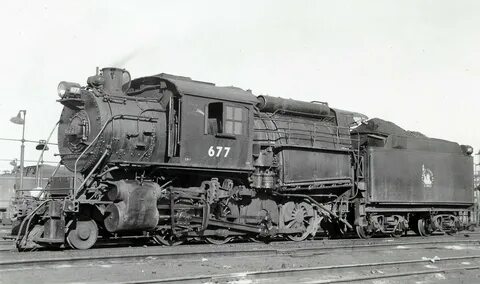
[130,73,259,104]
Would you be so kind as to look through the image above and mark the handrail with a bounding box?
[74,149,109,199]
[73,114,158,190]
[254,120,352,131]
[268,108,335,119]
[15,200,49,248]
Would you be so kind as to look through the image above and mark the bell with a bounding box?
[36,140,49,151]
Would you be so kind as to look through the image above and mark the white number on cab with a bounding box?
[208,146,231,157]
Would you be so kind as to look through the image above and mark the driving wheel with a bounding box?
[284,202,316,242]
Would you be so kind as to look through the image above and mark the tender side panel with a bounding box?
[281,149,352,184]
[368,147,473,204]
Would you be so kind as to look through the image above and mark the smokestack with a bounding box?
[101,67,131,96]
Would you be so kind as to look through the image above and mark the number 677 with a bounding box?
[208,146,231,157]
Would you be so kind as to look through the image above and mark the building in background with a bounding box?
[0,164,70,224]
[474,153,480,225]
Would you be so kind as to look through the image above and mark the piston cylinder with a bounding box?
[104,180,161,232]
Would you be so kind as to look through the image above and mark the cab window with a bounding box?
[225,106,244,135]
[206,102,246,135]
[207,102,223,134]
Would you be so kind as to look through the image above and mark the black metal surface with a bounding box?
[104,180,160,232]
[179,95,254,171]
[367,146,473,204]
[58,89,165,173]
[130,73,258,104]
[257,95,330,116]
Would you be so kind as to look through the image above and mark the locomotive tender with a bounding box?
[15,67,474,249]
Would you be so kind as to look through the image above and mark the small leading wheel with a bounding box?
[205,236,233,245]
[418,218,432,237]
[152,234,184,246]
[66,219,98,250]
[356,225,372,239]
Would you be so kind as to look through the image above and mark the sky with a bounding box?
[0,0,479,172]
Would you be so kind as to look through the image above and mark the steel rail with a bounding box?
[116,255,480,284]
[1,238,479,267]
[0,248,278,266]
[310,266,480,283]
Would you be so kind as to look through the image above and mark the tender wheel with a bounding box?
[391,222,406,238]
[390,230,404,238]
[356,225,372,239]
[446,217,460,235]
[418,218,432,237]
[66,219,98,250]
[152,234,184,246]
[205,236,233,245]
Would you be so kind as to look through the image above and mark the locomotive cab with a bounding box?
[177,86,255,171]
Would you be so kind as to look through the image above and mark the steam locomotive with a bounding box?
[14,67,474,250]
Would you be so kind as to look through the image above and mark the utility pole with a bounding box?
[10,110,26,194]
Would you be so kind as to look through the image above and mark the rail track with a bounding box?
[1,236,479,267]
[1,234,479,284]
[115,255,480,283]
[0,229,476,251]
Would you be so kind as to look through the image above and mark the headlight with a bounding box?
[461,145,474,156]
[57,81,81,98]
